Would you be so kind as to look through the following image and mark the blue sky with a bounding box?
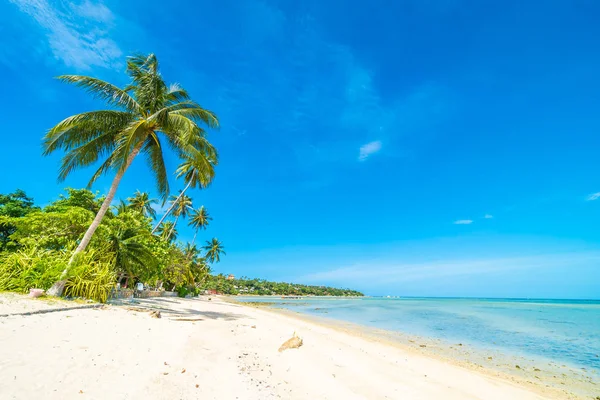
[1,0,600,299]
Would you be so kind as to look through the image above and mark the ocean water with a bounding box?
[235,297,600,372]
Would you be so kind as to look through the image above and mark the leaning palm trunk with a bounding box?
[168,214,180,241]
[151,174,194,234]
[47,144,144,296]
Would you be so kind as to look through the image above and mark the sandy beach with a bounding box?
[0,294,584,400]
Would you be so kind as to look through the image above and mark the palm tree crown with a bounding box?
[44,53,218,201]
[203,237,225,263]
[156,221,177,242]
[189,206,211,231]
[189,206,212,243]
[127,190,158,219]
[171,193,193,218]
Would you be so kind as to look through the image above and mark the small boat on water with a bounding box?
[281,296,302,299]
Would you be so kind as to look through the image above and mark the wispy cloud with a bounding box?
[454,219,473,225]
[358,140,382,161]
[586,192,600,201]
[484,214,494,219]
[8,0,121,70]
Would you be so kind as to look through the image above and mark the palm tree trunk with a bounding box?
[168,214,180,241]
[47,142,144,297]
[192,230,198,244]
[151,173,194,234]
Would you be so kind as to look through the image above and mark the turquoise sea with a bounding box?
[235,297,600,372]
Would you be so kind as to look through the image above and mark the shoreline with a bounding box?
[226,296,598,400]
[1,293,594,399]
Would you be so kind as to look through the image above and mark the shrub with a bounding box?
[0,247,65,292]
[63,249,117,303]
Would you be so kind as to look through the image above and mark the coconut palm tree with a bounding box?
[167,193,192,239]
[127,190,158,219]
[203,237,225,263]
[156,221,177,242]
[43,54,218,294]
[188,206,212,243]
[114,199,130,215]
[107,225,156,286]
[183,242,200,261]
[152,150,216,233]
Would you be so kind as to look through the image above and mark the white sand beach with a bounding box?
[0,295,579,400]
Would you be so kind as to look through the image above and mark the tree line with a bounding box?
[0,188,223,301]
[200,275,364,296]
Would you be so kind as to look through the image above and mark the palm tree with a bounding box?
[188,206,212,243]
[107,225,156,286]
[152,150,216,233]
[127,190,158,219]
[183,242,200,261]
[156,221,178,242]
[203,237,225,263]
[114,199,130,215]
[43,54,218,294]
[167,193,192,239]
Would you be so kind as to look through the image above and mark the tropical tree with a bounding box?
[167,193,192,239]
[0,190,38,250]
[183,242,200,261]
[203,237,225,263]
[127,190,157,219]
[156,221,177,242]
[152,150,216,233]
[42,53,219,295]
[188,206,211,243]
[106,224,156,286]
[114,200,130,215]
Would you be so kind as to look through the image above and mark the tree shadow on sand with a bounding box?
[110,297,247,321]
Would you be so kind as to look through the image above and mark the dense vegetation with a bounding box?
[199,275,364,296]
[0,188,223,302]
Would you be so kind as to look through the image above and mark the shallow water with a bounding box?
[235,296,600,372]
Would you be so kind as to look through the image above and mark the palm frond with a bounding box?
[112,120,149,172]
[165,83,190,105]
[57,130,118,181]
[175,149,216,189]
[43,110,133,155]
[142,132,169,200]
[56,75,141,114]
[170,103,219,129]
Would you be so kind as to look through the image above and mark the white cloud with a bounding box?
[454,219,473,225]
[586,192,600,201]
[8,0,121,70]
[358,140,382,161]
[484,214,494,219]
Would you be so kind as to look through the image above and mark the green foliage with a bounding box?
[104,215,157,282]
[199,275,364,297]
[7,208,94,250]
[127,191,158,219]
[203,238,225,263]
[64,250,116,303]
[45,188,104,214]
[0,245,116,303]
[0,246,66,292]
[0,190,38,251]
